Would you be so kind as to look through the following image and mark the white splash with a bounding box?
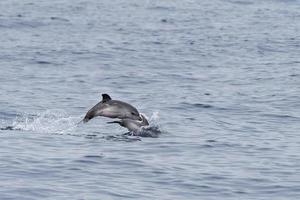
[12,109,81,134]
[132,111,162,137]
[149,111,160,123]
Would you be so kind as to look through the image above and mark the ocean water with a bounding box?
[1,0,300,199]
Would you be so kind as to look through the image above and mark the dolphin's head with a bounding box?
[140,114,149,126]
[126,109,142,121]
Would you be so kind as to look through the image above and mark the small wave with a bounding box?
[193,103,213,108]
[147,6,176,11]
[104,135,142,142]
[177,102,214,110]
[0,111,20,119]
[124,126,162,138]
[0,126,21,131]
[260,113,299,120]
[0,19,46,29]
[50,17,69,22]
[36,60,52,65]
[227,0,254,5]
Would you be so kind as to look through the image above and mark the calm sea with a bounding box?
[1,0,300,199]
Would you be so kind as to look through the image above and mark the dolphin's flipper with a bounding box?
[107,120,126,127]
[107,121,121,124]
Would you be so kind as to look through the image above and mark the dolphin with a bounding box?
[107,113,149,133]
[83,94,141,123]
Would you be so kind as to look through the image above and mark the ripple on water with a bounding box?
[1,0,300,199]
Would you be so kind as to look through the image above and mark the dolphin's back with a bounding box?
[108,100,139,113]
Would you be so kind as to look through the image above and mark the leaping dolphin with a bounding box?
[83,94,141,123]
[107,113,149,133]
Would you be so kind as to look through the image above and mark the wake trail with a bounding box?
[1,110,163,138]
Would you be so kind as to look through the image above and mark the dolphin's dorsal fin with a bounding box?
[102,94,112,103]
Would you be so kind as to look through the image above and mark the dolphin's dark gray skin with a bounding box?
[83,94,141,123]
[107,113,149,133]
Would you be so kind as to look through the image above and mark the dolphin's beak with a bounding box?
[138,115,142,121]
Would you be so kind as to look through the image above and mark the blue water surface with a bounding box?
[1,0,300,199]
